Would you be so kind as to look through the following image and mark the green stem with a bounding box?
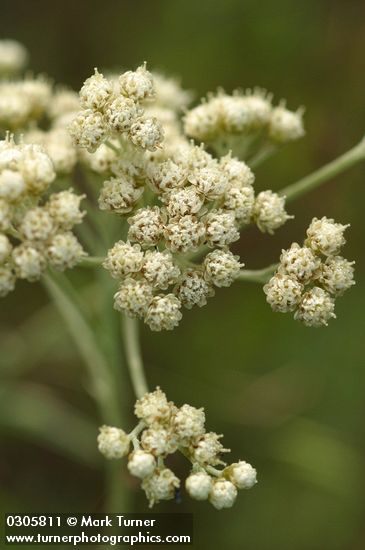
[248,143,278,168]
[80,256,104,267]
[178,446,223,477]
[42,272,119,423]
[280,136,365,202]
[236,263,278,284]
[74,221,100,257]
[96,269,129,515]
[42,272,128,513]
[206,465,224,477]
[121,316,149,399]
[129,421,146,439]
[105,461,125,514]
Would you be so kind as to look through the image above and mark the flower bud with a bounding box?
[97,425,130,459]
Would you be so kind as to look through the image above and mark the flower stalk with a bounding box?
[121,315,149,399]
[236,264,278,284]
[42,272,129,512]
[80,256,104,267]
[280,136,365,201]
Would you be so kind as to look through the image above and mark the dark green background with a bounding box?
[1,1,365,549]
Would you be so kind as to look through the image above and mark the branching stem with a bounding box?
[80,256,104,267]
[236,263,277,284]
[42,273,121,423]
[248,143,278,168]
[280,136,365,202]
[121,316,149,399]
[43,272,129,513]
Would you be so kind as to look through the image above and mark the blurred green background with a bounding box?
[1,1,365,549]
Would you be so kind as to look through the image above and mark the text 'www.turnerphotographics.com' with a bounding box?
[4,514,193,546]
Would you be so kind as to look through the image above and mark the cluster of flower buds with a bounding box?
[0,39,80,177]
[0,75,52,131]
[151,73,193,114]
[97,388,257,508]
[68,64,164,154]
[77,71,192,173]
[24,126,77,175]
[264,217,355,326]
[0,135,86,297]
[18,84,81,178]
[67,66,278,330]
[101,138,294,329]
[141,72,193,162]
[184,89,305,160]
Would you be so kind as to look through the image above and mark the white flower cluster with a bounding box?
[184,89,304,147]
[152,72,193,113]
[77,71,191,172]
[24,127,77,175]
[0,40,80,176]
[253,190,293,234]
[0,136,86,297]
[67,67,292,330]
[264,217,354,326]
[102,146,264,328]
[68,65,164,154]
[0,75,52,131]
[22,86,80,175]
[97,388,257,508]
[142,72,193,161]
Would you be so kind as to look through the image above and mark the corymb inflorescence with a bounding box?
[97,388,257,509]
[1,39,363,515]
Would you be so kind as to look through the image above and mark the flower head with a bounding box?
[129,117,164,151]
[68,109,108,152]
[12,244,46,281]
[279,243,320,283]
[47,232,86,270]
[269,105,305,142]
[79,68,113,111]
[203,250,242,288]
[294,287,336,327]
[164,215,206,253]
[47,190,85,230]
[135,387,173,426]
[254,190,292,234]
[264,273,303,313]
[144,294,182,331]
[225,461,257,489]
[97,426,130,459]
[114,278,153,317]
[103,241,144,279]
[128,206,165,246]
[142,468,180,507]
[142,250,180,290]
[128,450,156,479]
[119,64,155,102]
[209,479,238,510]
[99,176,143,214]
[318,256,355,296]
[174,269,215,309]
[185,472,213,501]
[0,39,28,75]
[305,216,349,256]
